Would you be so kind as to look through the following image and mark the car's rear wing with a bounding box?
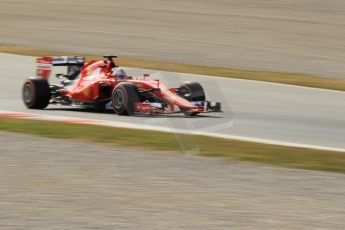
[36,56,85,79]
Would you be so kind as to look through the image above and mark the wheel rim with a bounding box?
[23,83,33,103]
[179,87,191,99]
[113,88,125,109]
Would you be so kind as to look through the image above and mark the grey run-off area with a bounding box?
[1,0,345,78]
[1,132,345,229]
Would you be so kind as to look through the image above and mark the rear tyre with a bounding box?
[22,77,51,109]
[178,82,206,116]
[111,82,140,116]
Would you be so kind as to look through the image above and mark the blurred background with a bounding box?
[1,0,345,78]
[1,0,345,229]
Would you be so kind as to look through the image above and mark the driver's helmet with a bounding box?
[114,69,127,79]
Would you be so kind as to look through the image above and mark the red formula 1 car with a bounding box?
[22,55,221,116]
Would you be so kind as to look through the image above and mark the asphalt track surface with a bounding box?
[1,132,345,229]
[1,53,345,151]
[1,0,345,79]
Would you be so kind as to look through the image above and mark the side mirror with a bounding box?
[103,55,117,61]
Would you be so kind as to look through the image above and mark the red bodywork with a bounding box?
[37,56,205,114]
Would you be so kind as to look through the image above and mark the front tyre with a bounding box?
[111,82,140,115]
[22,77,51,109]
[178,81,205,102]
[178,81,206,116]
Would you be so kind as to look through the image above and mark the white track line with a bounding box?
[1,110,344,152]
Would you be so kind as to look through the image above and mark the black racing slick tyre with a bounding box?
[111,82,140,116]
[22,77,51,109]
[178,81,206,102]
[178,81,206,116]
